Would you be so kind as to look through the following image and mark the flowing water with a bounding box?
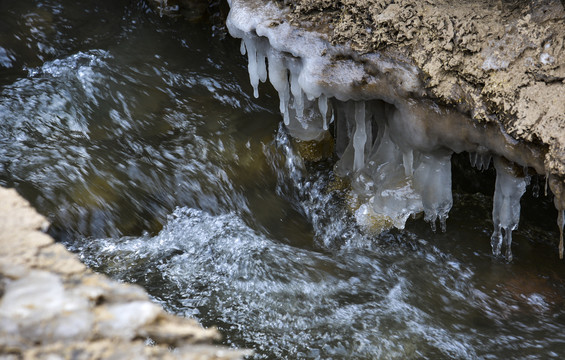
[2,1,565,359]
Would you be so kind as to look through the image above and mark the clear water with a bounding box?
[1,1,565,359]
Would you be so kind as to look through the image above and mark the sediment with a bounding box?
[0,187,251,359]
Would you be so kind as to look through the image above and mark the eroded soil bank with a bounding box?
[281,0,565,176]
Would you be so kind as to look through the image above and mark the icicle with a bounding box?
[283,106,290,125]
[414,153,453,232]
[545,171,549,196]
[258,53,267,83]
[403,150,413,177]
[363,122,424,229]
[333,102,349,159]
[243,37,260,98]
[240,39,246,55]
[558,210,564,259]
[477,153,486,170]
[483,155,492,170]
[318,94,328,130]
[439,213,448,232]
[469,151,491,171]
[491,157,527,261]
[532,175,540,198]
[469,152,477,168]
[305,91,316,102]
[290,72,304,120]
[353,101,367,172]
[551,177,565,260]
[267,50,290,125]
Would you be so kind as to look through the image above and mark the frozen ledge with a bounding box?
[0,187,251,359]
[226,0,565,260]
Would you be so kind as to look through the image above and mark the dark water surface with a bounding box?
[2,1,565,359]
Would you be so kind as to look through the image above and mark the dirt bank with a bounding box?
[0,187,250,359]
[280,0,565,178]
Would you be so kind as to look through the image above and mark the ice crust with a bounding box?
[226,0,558,260]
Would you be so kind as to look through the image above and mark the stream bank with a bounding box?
[215,0,565,260]
[0,187,250,360]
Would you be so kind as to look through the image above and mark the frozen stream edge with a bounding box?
[226,0,565,260]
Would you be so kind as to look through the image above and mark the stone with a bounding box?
[0,187,250,359]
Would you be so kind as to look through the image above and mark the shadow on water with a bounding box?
[1,1,565,359]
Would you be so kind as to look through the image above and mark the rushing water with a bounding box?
[2,1,565,359]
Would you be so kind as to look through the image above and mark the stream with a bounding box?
[1,1,565,359]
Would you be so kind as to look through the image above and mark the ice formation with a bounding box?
[558,210,564,259]
[226,0,563,260]
[490,157,528,262]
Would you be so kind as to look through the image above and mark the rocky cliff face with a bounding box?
[0,187,251,359]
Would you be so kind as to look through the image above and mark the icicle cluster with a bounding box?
[550,176,565,259]
[329,100,454,232]
[233,28,458,232]
[238,34,327,141]
[226,0,565,261]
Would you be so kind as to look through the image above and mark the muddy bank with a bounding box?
[0,187,250,359]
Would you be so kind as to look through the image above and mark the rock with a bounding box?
[138,313,221,346]
[0,187,251,359]
[0,270,93,346]
[94,300,161,341]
